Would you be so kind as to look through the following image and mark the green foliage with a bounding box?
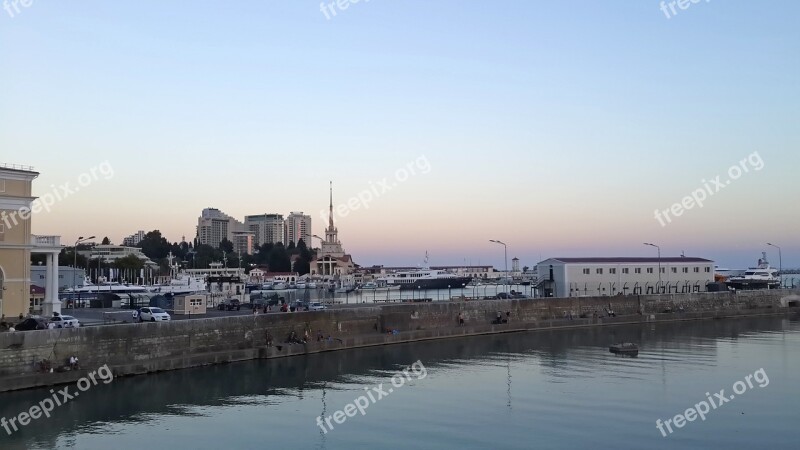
[113,254,145,270]
[219,238,234,254]
[268,243,292,272]
[101,236,111,245]
[138,230,172,260]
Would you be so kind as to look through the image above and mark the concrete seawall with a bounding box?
[1,290,798,393]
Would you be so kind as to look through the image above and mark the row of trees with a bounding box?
[31,230,318,276]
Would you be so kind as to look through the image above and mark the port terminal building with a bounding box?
[536,257,714,298]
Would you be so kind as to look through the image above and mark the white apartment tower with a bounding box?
[285,211,311,246]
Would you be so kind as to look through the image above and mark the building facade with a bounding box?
[31,266,86,292]
[0,163,62,317]
[284,211,311,247]
[536,257,715,298]
[309,183,355,277]
[245,214,284,247]
[122,230,146,247]
[78,244,159,268]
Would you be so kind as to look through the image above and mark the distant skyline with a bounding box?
[2,1,798,269]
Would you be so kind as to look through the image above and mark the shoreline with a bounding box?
[1,290,798,393]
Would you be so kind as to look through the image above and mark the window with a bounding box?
[596,268,603,275]
[582,268,590,275]
[635,268,642,274]
[610,268,616,274]
[647,268,654,274]
[682,267,689,273]
[694,267,700,273]
[672,267,677,274]
[622,268,629,274]
[660,267,666,273]
[705,267,711,273]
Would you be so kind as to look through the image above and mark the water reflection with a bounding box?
[0,315,796,449]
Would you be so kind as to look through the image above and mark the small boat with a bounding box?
[609,343,639,356]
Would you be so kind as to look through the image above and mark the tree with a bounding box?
[268,243,291,272]
[193,244,222,269]
[114,254,145,271]
[101,236,111,245]
[138,230,171,260]
[294,258,310,276]
[219,238,234,254]
[287,240,296,251]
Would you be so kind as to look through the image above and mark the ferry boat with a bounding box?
[378,269,472,291]
[146,273,207,295]
[726,253,780,290]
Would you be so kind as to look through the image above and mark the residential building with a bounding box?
[0,163,63,317]
[122,230,146,247]
[536,257,715,298]
[245,214,284,247]
[197,208,248,249]
[284,211,311,246]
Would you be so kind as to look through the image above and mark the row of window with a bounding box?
[581,267,711,275]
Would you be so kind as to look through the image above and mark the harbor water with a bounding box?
[0,315,798,449]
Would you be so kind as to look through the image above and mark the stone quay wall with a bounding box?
[0,290,797,392]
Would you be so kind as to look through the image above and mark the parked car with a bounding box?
[218,299,241,311]
[15,317,50,331]
[308,302,327,311]
[50,315,81,328]
[138,307,171,322]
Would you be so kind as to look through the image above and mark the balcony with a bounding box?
[31,235,62,249]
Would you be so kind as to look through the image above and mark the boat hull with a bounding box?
[392,277,473,290]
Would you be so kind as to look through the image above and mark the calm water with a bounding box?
[1,315,799,449]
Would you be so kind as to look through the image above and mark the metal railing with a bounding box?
[0,162,35,171]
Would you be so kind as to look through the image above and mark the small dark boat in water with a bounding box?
[609,343,639,356]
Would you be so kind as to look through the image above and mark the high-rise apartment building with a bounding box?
[284,211,311,246]
[245,214,284,247]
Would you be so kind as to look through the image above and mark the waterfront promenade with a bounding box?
[0,290,798,393]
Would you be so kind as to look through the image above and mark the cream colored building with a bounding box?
[309,183,355,277]
[0,164,63,317]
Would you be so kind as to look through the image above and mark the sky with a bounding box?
[1,1,798,269]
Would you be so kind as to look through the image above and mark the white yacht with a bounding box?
[379,269,472,290]
[727,253,780,289]
[146,273,207,295]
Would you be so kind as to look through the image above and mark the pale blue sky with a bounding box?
[1,1,798,268]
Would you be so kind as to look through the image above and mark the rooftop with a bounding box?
[544,257,713,264]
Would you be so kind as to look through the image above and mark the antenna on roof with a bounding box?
[681,251,685,257]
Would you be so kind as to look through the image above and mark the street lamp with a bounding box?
[489,240,508,296]
[767,243,782,285]
[72,236,95,307]
[644,243,661,293]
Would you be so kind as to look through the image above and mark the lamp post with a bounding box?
[489,240,508,296]
[767,243,782,286]
[644,243,661,293]
[72,236,95,307]
[312,234,325,277]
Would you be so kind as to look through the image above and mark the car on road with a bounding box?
[15,317,50,331]
[308,302,327,311]
[50,315,81,328]
[218,299,241,311]
[137,307,171,322]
